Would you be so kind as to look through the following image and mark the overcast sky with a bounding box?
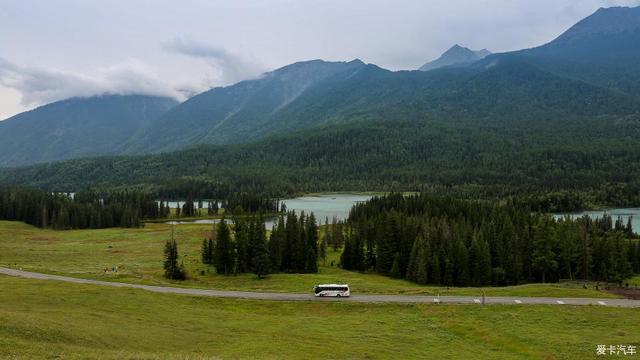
[1,0,639,119]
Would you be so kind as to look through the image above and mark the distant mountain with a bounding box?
[479,6,640,97]
[2,5,640,174]
[126,59,368,153]
[0,95,177,167]
[4,51,640,191]
[419,45,491,71]
[553,6,640,43]
[127,44,634,156]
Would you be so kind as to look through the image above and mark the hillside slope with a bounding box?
[125,60,368,153]
[479,6,640,97]
[0,95,177,166]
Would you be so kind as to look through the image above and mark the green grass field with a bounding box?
[0,276,638,359]
[0,221,624,298]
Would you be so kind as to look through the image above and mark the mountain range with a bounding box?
[1,6,640,196]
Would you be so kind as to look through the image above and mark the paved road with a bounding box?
[2,267,639,307]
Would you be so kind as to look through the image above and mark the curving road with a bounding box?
[2,267,639,307]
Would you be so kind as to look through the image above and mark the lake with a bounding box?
[553,208,640,234]
[166,193,375,227]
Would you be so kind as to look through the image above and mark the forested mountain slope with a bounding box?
[125,59,368,153]
[478,6,640,97]
[2,6,639,163]
[3,110,640,205]
[0,95,177,166]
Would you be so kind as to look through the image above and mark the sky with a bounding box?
[1,0,639,119]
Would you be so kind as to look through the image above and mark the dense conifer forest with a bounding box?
[0,188,159,229]
[200,212,320,277]
[3,117,640,211]
[0,187,280,229]
[341,194,640,285]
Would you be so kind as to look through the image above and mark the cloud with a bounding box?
[0,58,187,107]
[162,37,265,86]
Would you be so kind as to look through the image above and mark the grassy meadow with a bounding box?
[0,275,639,359]
[0,220,623,298]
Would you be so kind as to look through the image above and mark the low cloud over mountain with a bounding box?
[162,37,266,87]
[0,57,186,108]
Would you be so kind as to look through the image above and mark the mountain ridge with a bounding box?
[0,95,177,167]
[2,6,640,168]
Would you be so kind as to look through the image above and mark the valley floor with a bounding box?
[0,221,622,299]
[1,276,639,359]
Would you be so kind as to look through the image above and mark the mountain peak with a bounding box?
[553,6,640,43]
[419,45,491,71]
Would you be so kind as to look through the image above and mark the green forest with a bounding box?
[0,188,280,230]
[341,194,640,285]
[191,212,321,279]
[3,114,640,211]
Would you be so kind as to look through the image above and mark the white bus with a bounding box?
[313,284,350,297]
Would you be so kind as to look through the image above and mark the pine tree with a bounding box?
[469,233,492,286]
[248,215,268,273]
[331,217,344,251]
[453,238,469,286]
[250,216,271,278]
[201,238,211,264]
[376,213,399,275]
[253,244,271,279]
[207,238,214,264]
[406,233,429,284]
[164,230,185,280]
[532,216,559,283]
[234,218,249,273]
[389,253,401,278]
[268,217,285,272]
[477,238,492,286]
[319,222,328,265]
[304,213,319,273]
[213,217,234,275]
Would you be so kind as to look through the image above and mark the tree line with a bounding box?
[0,187,159,229]
[159,193,280,218]
[5,113,640,212]
[0,187,286,229]
[341,193,640,286]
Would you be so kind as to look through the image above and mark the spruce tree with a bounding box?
[201,238,211,264]
[389,253,401,278]
[253,243,271,279]
[532,216,559,283]
[305,213,319,273]
[214,217,234,275]
[268,218,284,272]
[164,235,185,280]
[319,222,328,265]
[453,238,469,286]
